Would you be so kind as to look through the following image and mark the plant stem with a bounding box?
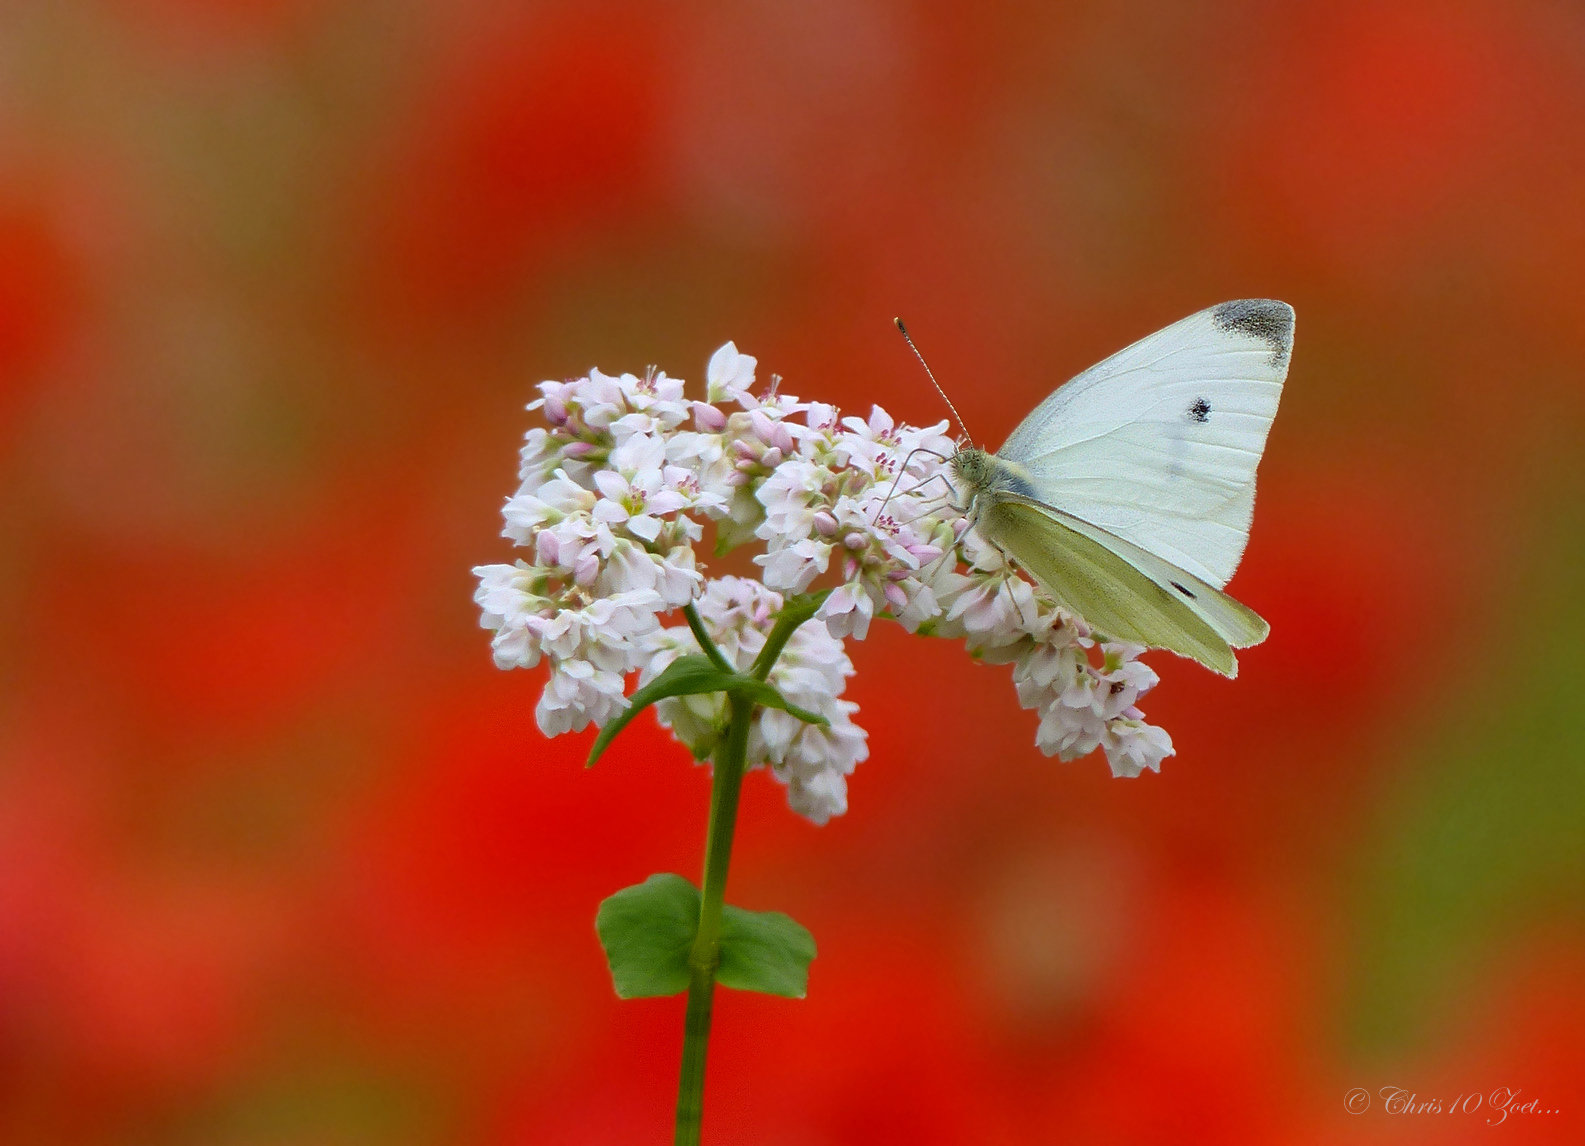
[671,591,827,1144]
[684,602,735,674]
[674,691,753,1146]
[750,590,829,681]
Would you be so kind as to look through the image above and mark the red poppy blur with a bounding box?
[3,2,1582,1144]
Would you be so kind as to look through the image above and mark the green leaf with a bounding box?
[716,905,817,998]
[586,655,740,767]
[594,874,701,998]
[587,651,833,766]
[731,678,829,727]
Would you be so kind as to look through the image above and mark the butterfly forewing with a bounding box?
[996,300,1292,588]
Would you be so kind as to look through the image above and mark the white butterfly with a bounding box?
[915,300,1292,677]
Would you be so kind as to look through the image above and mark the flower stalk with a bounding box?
[674,596,822,1142]
[675,688,752,1145]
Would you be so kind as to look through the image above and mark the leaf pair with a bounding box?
[595,874,817,999]
[586,653,827,767]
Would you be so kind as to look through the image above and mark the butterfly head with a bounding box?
[949,446,993,493]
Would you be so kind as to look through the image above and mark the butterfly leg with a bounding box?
[901,471,959,502]
[1005,569,1036,630]
[967,524,1039,631]
[873,470,962,523]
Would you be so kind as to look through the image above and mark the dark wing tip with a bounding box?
[1211,299,1294,366]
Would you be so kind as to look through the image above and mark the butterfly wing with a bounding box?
[996,299,1292,589]
[978,496,1270,676]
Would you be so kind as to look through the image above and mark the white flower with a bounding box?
[502,470,597,545]
[1102,718,1175,778]
[1035,702,1105,761]
[519,427,561,484]
[600,539,701,608]
[538,659,629,736]
[784,768,848,826]
[755,537,832,594]
[706,342,757,405]
[755,458,825,542]
[571,368,629,431]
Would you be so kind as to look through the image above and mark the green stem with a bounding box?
[672,591,828,1144]
[749,590,829,681]
[674,691,753,1146]
[684,602,735,674]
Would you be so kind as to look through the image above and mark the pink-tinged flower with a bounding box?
[940,570,1037,649]
[817,580,876,640]
[592,434,690,544]
[612,367,690,430]
[691,401,728,432]
[837,406,953,483]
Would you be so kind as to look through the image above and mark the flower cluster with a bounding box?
[474,343,1173,823]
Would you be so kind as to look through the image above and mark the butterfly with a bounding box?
[903,300,1292,676]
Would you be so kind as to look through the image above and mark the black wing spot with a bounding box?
[1170,580,1197,599]
[1189,397,1211,423]
[1211,299,1294,367]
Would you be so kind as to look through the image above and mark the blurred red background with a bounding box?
[2,2,1583,1143]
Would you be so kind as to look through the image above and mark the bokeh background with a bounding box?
[3,1,1583,1143]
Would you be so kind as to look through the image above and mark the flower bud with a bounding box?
[749,410,778,443]
[691,402,727,432]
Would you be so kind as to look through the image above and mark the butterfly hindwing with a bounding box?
[977,498,1240,676]
[1018,496,1271,649]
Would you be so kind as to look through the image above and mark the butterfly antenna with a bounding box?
[894,318,972,443]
